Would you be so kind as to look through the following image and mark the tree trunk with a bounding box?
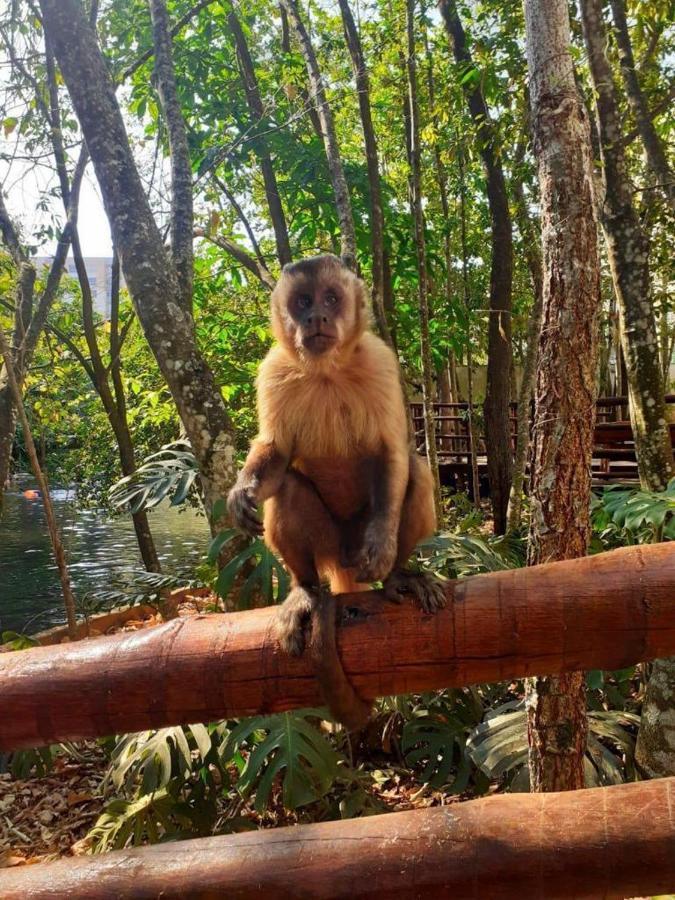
[580,0,673,495]
[424,31,458,461]
[281,0,357,269]
[439,0,513,534]
[507,174,544,532]
[457,142,480,508]
[405,0,442,521]
[609,0,675,216]
[337,0,394,346]
[227,9,292,267]
[38,0,239,524]
[148,0,194,312]
[0,153,85,503]
[524,0,601,791]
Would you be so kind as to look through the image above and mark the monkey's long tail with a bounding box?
[309,592,372,732]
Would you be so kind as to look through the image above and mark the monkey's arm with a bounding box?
[227,440,289,537]
[354,444,409,583]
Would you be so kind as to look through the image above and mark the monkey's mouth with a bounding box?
[302,333,337,354]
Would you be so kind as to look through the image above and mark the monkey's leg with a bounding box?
[267,471,371,730]
[383,455,447,614]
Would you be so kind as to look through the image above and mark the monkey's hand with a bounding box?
[226,481,263,538]
[354,522,398,583]
[383,569,447,614]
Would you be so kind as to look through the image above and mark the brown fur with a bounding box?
[227,255,441,729]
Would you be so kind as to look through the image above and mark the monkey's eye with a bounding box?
[296,294,312,310]
[325,292,338,307]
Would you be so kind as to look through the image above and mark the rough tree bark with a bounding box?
[579,0,675,781]
[281,0,358,269]
[524,0,601,791]
[405,0,442,521]
[227,8,292,267]
[38,0,240,522]
[337,0,394,346]
[148,0,194,311]
[439,0,513,534]
[580,0,673,494]
[609,0,675,216]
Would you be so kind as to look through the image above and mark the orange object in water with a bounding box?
[23,489,41,500]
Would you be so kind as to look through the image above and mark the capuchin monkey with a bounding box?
[227,254,445,729]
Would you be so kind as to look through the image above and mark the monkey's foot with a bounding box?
[273,586,316,657]
[382,569,447,614]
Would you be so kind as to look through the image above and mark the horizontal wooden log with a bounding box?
[3,778,675,899]
[1,543,674,751]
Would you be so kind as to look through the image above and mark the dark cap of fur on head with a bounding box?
[281,254,356,277]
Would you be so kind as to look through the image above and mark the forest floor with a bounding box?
[0,594,474,867]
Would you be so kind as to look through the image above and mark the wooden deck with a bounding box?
[411,395,675,491]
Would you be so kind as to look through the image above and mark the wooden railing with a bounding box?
[2,543,675,897]
[411,394,675,485]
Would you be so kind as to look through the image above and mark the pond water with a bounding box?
[0,477,211,636]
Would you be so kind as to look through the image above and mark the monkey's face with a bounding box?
[271,255,366,359]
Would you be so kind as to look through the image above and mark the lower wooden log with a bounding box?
[1,543,675,751]
[2,778,674,899]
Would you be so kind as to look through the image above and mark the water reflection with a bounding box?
[0,479,210,635]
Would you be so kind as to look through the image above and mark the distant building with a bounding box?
[35,256,125,319]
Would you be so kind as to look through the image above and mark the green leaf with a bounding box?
[220,710,341,812]
[207,528,239,563]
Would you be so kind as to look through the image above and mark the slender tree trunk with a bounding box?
[424,30,458,451]
[148,0,194,312]
[507,175,544,532]
[281,0,358,269]
[457,143,480,508]
[609,0,675,215]
[278,3,324,142]
[39,0,239,525]
[0,327,78,638]
[439,0,513,534]
[338,0,394,346]
[579,0,675,782]
[405,0,442,522]
[71,241,162,572]
[227,9,292,267]
[524,0,601,791]
[0,152,85,504]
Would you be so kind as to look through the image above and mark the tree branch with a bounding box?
[121,0,217,82]
[195,228,275,289]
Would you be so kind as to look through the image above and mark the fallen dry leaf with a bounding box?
[67,792,93,807]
